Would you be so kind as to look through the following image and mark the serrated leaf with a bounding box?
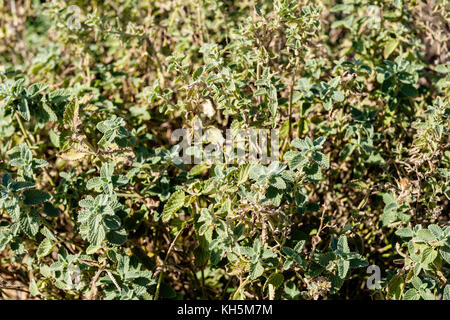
[395,227,414,238]
[269,176,286,190]
[388,275,404,300]
[427,224,442,238]
[337,259,350,279]
[60,149,88,161]
[29,279,39,296]
[262,248,277,259]
[189,163,209,176]
[19,211,40,237]
[193,66,204,80]
[106,229,127,246]
[43,202,59,217]
[304,163,322,182]
[23,189,51,205]
[288,152,308,170]
[12,181,35,192]
[384,39,399,59]
[291,138,310,151]
[421,248,438,265]
[17,99,30,121]
[104,215,121,230]
[416,229,436,242]
[332,90,344,102]
[312,151,329,169]
[90,225,106,247]
[63,99,80,131]
[337,235,350,254]
[162,190,185,222]
[86,177,103,190]
[443,285,450,300]
[264,273,284,291]
[40,226,56,241]
[237,163,251,185]
[403,288,420,300]
[439,246,450,264]
[37,238,54,260]
[249,261,264,279]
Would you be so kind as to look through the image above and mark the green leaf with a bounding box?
[269,176,286,190]
[395,227,414,238]
[90,225,106,247]
[40,226,57,241]
[337,259,350,279]
[43,202,59,217]
[37,238,54,260]
[193,242,210,268]
[304,163,322,182]
[12,181,35,192]
[86,244,101,255]
[100,161,115,179]
[0,229,13,251]
[17,99,30,121]
[399,84,418,98]
[286,152,307,170]
[439,246,450,264]
[337,235,350,254]
[434,64,449,73]
[291,138,310,151]
[416,229,436,242]
[284,281,301,299]
[403,288,420,300]
[162,190,185,222]
[189,163,209,176]
[421,247,438,265]
[23,189,52,205]
[264,273,284,291]
[237,163,251,185]
[384,39,399,59]
[86,177,102,189]
[106,229,127,246]
[427,224,442,238]
[388,275,404,300]
[249,261,264,279]
[193,66,204,80]
[332,90,344,102]
[265,186,283,206]
[262,248,277,259]
[382,193,396,204]
[19,211,40,237]
[104,215,121,230]
[443,285,450,300]
[60,149,88,161]
[239,246,254,257]
[29,279,39,296]
[312,151,329,169]
[63,99,80,131]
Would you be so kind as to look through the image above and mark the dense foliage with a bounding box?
[0,0,448,300]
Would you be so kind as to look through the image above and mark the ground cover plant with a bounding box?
[0,0,448,300]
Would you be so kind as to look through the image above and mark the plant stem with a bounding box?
[15,113,55,187]
[154,226,186,300]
